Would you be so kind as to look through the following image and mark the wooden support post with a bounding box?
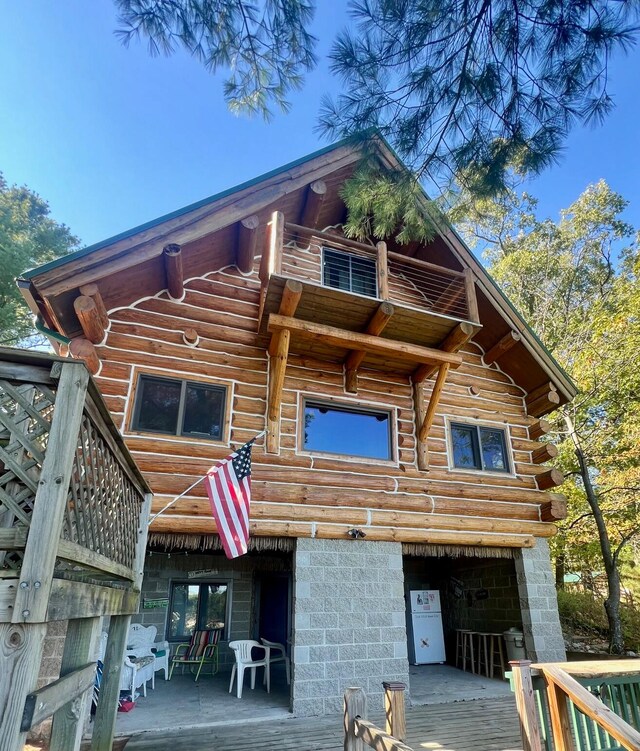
[546,679,575,751]
[73,295,106,344]
[529,419,552,440]
[50,618,101,751]
[266,329,290,454]
[69,338,100,375]
[413,381,428,471]
[345,302,394,393]
[344,687,367,751]
[415,363,450,470]
[236,215,260,273]
[383,681,407,741]
[464,268,480,322]
[300,180,327,228]
[376,241,389,300]
[535,468,565,490]
[412,322,475,383]
[90,614,131,751]
[277,279,303,319]
[485,330,521,364]
[163,243,184,300]
[13,361,90,623]
[509,660,543,751]
[541,494,568,521]
[78,284,109,329]
[532,443,558,464]
[0,623,48,751]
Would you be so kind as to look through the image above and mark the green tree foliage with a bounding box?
[0,174,78,347]
[115,0,317,117]
[458,180,640,652]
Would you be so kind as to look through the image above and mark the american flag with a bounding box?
[204,439,254,559]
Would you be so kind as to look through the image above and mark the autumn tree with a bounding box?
[458,180,640,653]
[0,174,78,347]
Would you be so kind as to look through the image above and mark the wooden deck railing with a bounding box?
[344,683,414,751]
[0,347,152,751]
[260,213,479,324]
[510,659,640,751]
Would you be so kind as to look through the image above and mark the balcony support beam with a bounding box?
[415,363,450,471]
[266,328,290,454]
[412,322,475,383]
[344,302,394,393]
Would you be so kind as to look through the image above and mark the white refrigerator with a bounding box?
[407,590,446,665]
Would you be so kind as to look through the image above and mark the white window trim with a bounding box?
[444,416,516,477]
[297,393,398,466]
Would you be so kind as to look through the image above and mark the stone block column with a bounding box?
[514,538,566,662]
[292,538,409,717]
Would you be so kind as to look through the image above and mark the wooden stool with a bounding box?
[489,633,507,679]
[476,632,491,677]
[461,630,475,673]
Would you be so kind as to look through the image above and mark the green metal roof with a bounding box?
[21,133,363,281]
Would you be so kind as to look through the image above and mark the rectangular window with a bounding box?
[132,374,226,440]
[450,422,510,472]
[168,582,229,641]
[303,400,392,460]
[322,248,377,298]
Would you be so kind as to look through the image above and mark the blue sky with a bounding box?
[1,2,639,249]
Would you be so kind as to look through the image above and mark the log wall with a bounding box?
[94,240,560,549]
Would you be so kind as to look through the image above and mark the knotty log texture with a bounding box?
[485,330,521,364]
[163,243,183,300]
[73,295,105,344]
[236,215,260,273]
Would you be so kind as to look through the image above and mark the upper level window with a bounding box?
[303,400,392,460]
[132,374,226,440]
[322,248,377,298]
[168,582,229,641]
[450,422,510,472]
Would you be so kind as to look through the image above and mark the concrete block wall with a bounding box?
[514,538,566,662]
[27,620,68,742]
[292,538,409,717]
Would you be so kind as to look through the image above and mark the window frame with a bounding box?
[128,370,230,444]
[166,579,232,643]
[298,395,397,464]
[447,419,513,475]
[321,246,378,299]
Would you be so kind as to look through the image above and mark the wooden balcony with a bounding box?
[0,348,151,751]
[258,215,481,366]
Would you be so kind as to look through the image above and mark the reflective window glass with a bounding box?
[304,401,391,460]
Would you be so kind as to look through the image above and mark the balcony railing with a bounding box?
[261,216,479,324]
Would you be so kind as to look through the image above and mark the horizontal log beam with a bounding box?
[541,494,567,521]
[236,215,260,273]
[21,662,96,731]
[163,243,184,300]
[527,391,561,417]
[535,468,565,491]
[267,314,464,368]
[56,540,135,581]
[299,180,327,228]
[0,529,27,550]
[529,419,552,440]
[526,381,558,404]
[485,330,521,364]
[73,295,105,344]
[532,443,559,464]
[69,337,99,374]
[345,302,395,393]
[412,322,476,383]
[78,283,109,329]
[45,580,140,621]
[277,279,303,319]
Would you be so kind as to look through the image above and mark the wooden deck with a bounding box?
[124,696,522,751]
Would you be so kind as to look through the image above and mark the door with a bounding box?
[255,573,291,645]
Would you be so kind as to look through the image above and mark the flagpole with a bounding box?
[147,429,266,526]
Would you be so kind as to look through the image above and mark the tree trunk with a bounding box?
[564,413,624,654]
[555,551,566,590]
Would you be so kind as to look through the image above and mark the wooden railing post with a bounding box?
[383,681,407,741]
[376,241,389,300]
[344,687,367,751]
[546,678,575,751]
[510,660,543,751]
[464,268,480,323]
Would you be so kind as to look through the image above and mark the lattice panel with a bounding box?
[0,379,56,570]
[63,413,142,570]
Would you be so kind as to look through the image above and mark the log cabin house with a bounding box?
[19,135,575,716]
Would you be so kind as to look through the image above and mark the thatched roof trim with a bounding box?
[147,533,295,554]
[402,543,514,559]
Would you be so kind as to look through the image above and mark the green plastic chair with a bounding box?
[168,628,222,681]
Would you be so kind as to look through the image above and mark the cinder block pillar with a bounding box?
[292,538,409,717]
[514,539,566,662]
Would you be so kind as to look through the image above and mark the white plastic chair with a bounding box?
[228,640,271,699]
[260,638,291,685]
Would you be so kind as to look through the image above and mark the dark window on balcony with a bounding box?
[451,423,510,472]
[322,248,377,298]
[132,374,226,440]
[303,400,392,459]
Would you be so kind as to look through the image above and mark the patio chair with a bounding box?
[260,637,290,685]
[168,628,222,681]
[228,640,271,699]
